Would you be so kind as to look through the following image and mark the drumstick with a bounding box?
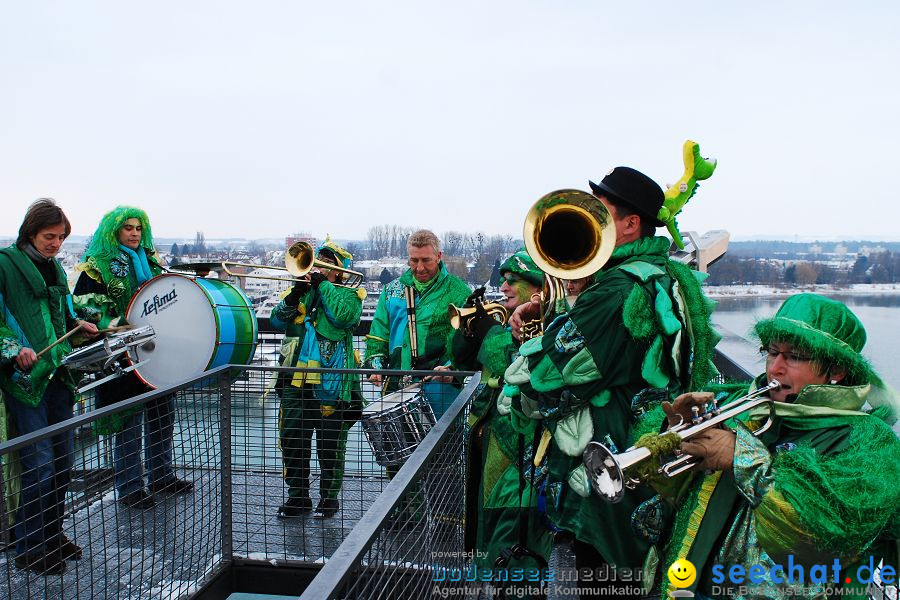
[34,323,85,360]
[99,325,133,333]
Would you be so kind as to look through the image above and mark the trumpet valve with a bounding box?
[690,405,702,425]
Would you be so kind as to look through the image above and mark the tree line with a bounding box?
[354,226,522,286]
[706,251,900,286]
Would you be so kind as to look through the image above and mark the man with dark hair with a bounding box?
[506,168,719,598]
[1,199,98,575]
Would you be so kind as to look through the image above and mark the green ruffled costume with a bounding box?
[655,294,900,600]
[0,245,80,407]
[503,236,719,569]
[454,249,554,579]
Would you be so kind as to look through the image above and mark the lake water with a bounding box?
[710,293,900,390]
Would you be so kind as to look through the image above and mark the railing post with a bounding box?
[219,372,233,562]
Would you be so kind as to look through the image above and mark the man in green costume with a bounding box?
[1,199,99,575]
[453,249,553,597]
[654,293,900,599]
[364,229,471,418]
[271,238,365,519]
[505,168,719,598]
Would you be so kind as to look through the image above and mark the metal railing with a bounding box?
[0,360,478,600]
[302,374,480,600]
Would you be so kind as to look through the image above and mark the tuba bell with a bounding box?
[520,189,617,337]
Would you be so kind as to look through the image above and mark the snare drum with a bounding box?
[125,274,258,389]
[360,385,436,467]
[62,326,156,371]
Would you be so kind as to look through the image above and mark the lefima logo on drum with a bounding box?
[140,288,178,318]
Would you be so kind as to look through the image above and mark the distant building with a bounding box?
[859,245,887,257]
[286,233,317,250]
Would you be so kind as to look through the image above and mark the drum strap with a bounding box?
[404,286,419,368]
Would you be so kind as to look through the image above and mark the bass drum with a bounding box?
[125,273,258,389]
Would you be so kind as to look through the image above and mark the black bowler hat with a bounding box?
[589,166,665,228]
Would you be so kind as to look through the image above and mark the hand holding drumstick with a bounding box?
[15,320,100,371]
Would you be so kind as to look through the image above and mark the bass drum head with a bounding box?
[125,274,217,389]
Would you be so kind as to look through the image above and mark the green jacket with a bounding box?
[503,236,718,567]
[73,251,164,327]
[364,262,471,372]
[270,281,364,402]
[658,377,900,599]
[0,245,79,406]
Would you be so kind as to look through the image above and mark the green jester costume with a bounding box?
[502,234,719,570]
[453,250,554,576]
[655,294,900,600]
[270,239,365,516]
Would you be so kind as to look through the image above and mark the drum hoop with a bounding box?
[124,273,258,389]
[362,385,425,415]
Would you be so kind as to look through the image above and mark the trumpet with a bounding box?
[448,302,509,333]
[582,379,782,503]
[221,241,364,288]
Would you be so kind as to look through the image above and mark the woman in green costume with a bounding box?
[74,206,193,510]
[454,249,552,589]
[654,293,900,599]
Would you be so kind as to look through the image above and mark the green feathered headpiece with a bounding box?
[753,293,876,387]
[499,248,544,288]
[83,205,156,261]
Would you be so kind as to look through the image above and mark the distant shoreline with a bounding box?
[703,283,900,298]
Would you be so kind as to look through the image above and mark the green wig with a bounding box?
[83,206,156,261]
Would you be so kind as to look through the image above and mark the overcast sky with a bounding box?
[2,2,899,242]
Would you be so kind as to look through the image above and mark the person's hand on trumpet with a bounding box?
[680,429,736,472]
[663,391,736,472]
[661,391,715,428]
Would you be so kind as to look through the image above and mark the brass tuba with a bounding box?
[520,189,617,338]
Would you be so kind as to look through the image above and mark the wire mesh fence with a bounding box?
[0,333,478,600]
[302,375,480,600]
[0,371,227,600]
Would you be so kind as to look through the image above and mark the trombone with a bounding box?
[582,379,782,503]
[221,241,364,288]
